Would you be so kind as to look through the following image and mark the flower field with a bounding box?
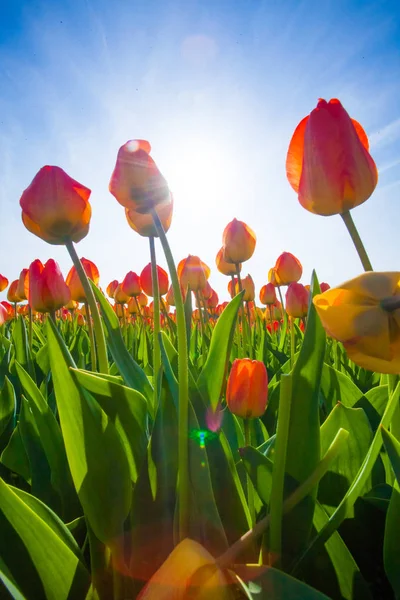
[0,98,399,599]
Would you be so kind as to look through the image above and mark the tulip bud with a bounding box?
[16,268,29,301]
[215,247,241,276]
[109,139,170,214]
[226,358,268,419]
[320,282,330,292]
[66,258,100,303]
[268,267,279,286]
[121,271,142,297]
[106,280,119,299]
[274,252,302,286]
[285,282,309,318]
[259,283,277,305]
[241,274,255,302]
[125,195,173,237]
[207,289,219,309]
[29,259,71,313]
[222,218,256,263]
[114,283,130,304]
[287,99,378,216]
[20,166,91,245]
[137,291,148,307]
[140,263,169,297]
[0,303,8,325]
[7,280,20,303]
[0,274,9,293]
[177,255,210,292]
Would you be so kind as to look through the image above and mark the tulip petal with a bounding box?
[286,115,309,193]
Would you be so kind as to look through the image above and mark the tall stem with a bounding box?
[84,301,97,371]
[244,419,255,526]
[149,236,161,408]
[151,208,189,541]
[235,264,249,355]
[290,317,295,369]
[65,241,109,374]
[195,290,206,359]
[341,211,373,272]
[28,306,33,352]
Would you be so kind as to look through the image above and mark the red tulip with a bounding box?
[259,283,277,305]
[29,259,71,313]
[285,282,309,318]
[106,280,119,299]
[222,219,256,264]
[121,271,142,297]
[17,268,29,301]
[0,274,8,292]
[286,98,378,216]
[274,252,302,286]
[7,280,20,303]
[140,263,169,297]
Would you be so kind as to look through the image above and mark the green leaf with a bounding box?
[91,283,154,411]
[1,425,31,483]
[0,556,27,600]
[46,318,131,545]
[283,272,326,557]
[15,362,80,521]
[197,292,244,412]
[0,477,90,600]
[320,363,364,412]
[12,317,35,381]
[319,403,384,515]
[0,377,16,445]
[355,385,388,433]
[71,368,148,483]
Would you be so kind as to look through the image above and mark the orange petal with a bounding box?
[286,115,309,193]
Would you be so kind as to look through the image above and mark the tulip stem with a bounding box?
[340,211,373,272]
[236,264,249,356]
[28,306,33,353]
[65,241,109,374]
[151,208,189,542]
[149,236,161,408]
[290,317,295,369]
[84,301,97,371]
[244,419,255,526]
[195,291,207,359]
[269,373,292,568]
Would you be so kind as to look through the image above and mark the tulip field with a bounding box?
[0,99,399,600]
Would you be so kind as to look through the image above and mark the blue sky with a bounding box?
[0,0,399,303]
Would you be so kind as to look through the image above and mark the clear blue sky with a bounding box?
[0,0,399,303]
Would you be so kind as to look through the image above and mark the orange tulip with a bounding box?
[259,283,277,305]
[140,263,169,297]
[215,247,241,276]
[0,302,8,325]
[137,291,148,307]
[200,281,213,300]
[274,252,302,286]
[66,258,100,303]
[121,271,142,297]
[177,255,210,292]
[127,297,139,314]
[109,139,170,214]
[125,195,173,237]
[0,301,14,321]
[241,274,255,302]
[285,282,309,318]
[0,274,8,293]
[29,259,71,313]
[268,267,279,287]
[207,289,219,309]
[20,166,91,244]
[106,280,119,299]
[314,272,400,373]
[227,277,238,299]
[226,358,268,419]
[65,299,79,310]
[286,98,378,216]
[222,218,256,264]
[17,268,29,301]
[7,280,20,303]
[114,283,130,304]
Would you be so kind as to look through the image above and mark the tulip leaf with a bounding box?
[0,558,27,600]
[71,368,148,483]
[283,272,326,557]
[197,291,244,412]
[0,377,16,445]
[1,424,31,483]
[0,476,90,600]
[91,283,154,411]
[381,430,400,600]
[320,363,364,413]
[355,385,388,433]
[46,317,131,545]
[12,317,35,381]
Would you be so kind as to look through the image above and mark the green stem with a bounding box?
[28,306,33,353]
[388,375,400,440]
[84,301,97,371]
[245,301,254,359]
[269,373,292,568]
[244,419,255,526]
[216,427,349,569]
[236,264,249,356]
[65,241,108,374]
[195,290,206,359]
[151,208,189,541]
[290,317,295,370]
[149,236,161,408]
[340,210,373,271]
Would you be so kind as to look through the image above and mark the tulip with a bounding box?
[177,255,210,292]
[201,281,213,300]
[286,98,378,216]
[285,282,309,318]
[7,280,20,303]
[0,274,9,292]
[77,313,85,326]
[127,297,139,314]
[137,538,234,600]
[137,291,149,307]
[226,358,268,419]
[222,218,256,264]
[268,267,279,287]
[207,289,219,309]
[121,271,142,297]
[125,195,173,237]
[259,283,277,305]
[114,283,130,304]
[274,252,302,286]
[109,139,170,214]
[29,259,71,313]
[20,165,91,244]
[65,299,79,311]
[215,247,241,276]
[313,271,400,374]
[0,303,8,325]
[320,282,330,292]
[17,268,29,301]
[66,258,100,303]
[106,280,119,299]
[140,263,169,297]
[227,277,238,299]
[241,274,255,302]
